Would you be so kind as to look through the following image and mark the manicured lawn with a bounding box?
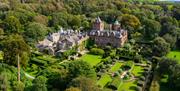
[109,62,123,72]
[132,65,144,77]
[118,81,137,91]
[167,51,180,63]
[97,74,112,88]
[80,54,102,66]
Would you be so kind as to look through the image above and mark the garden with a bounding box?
[79,52,151,91]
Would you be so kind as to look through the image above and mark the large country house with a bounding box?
[89,17,128,47]
[37,28,88,55]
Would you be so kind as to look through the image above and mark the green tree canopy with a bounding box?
[3,15,22,34]
[32,76,47,91]
[69,76,100,91]
[120,14,141,33]
[2,34,30,67]
[24,22,48,43]
[143,19,161,39]
[68,60,96,79]
[152,37,170,57]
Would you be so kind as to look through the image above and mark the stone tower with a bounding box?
[93,17,104,31]
[112,20,121,31]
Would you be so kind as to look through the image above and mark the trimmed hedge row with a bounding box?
[108,77,123,90]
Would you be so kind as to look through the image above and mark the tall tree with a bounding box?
[68,60,96,79]
[69,76,100,91]
[3,16,22,34]
[152,37,170,57]
[120,14,141,33]
[24,22,48,43]
[143,19,161,39]
[2,34,30,82]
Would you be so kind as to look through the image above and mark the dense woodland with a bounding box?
[0,0,180,91]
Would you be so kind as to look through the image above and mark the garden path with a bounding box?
[25,72,35,79]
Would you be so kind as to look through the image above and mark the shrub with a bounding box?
[135,86,142,91]
[139,76,146,81]
[108,77,123,90]
[134,55,142,63]
[114,71,120,77]
[118,69,123,73]
[137,81,144,86]
[90,48,105,55]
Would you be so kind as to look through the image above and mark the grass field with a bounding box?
[80,54,102,66]
[109,62,123,72]
[118,81,137,91]
[132,65,144,77]
[167,51,180,63]
[97,74,112,88]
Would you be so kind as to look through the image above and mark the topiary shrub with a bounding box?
[90,48,105,55]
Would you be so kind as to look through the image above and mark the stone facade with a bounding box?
[37,28,88,55]
[89,17,128,47]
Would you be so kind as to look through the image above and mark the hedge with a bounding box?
[90,48,105,55]
[108,77,123,90]
[31,57,47,65]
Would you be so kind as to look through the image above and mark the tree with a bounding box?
[68,60,96,79]
[33,15,48,26]
[159,16,179,36]
[3,16,22,34]
[169,64,180,89]
[24,22,48,43]
[2,34,30,67]
[149,81,159,91]
[163,34,177,48]
[65,87,81,91]
[12,81,25,91]
[158,58,178,75]
[2,34,30,82]
[0,72,10,91]
[49,12,69,28]
[143,19,161,39]
[152,37,170,57]
[68,15,81,30]
[120,14,141,33]
[32,76,47,91]
[69,76,100,91]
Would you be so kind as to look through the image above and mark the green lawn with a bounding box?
[109,62,123,72]
[132,65,144,77]
[80,54,102,66]
[97,74,112,88]
[118,81,137,91]
[167,51,180,63]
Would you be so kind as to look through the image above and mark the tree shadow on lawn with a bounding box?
[129,86,137,90]
[137,72,143,75]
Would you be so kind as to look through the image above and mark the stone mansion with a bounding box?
[89,17,128,47]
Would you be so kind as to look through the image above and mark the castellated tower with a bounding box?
[93,17,104,31]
